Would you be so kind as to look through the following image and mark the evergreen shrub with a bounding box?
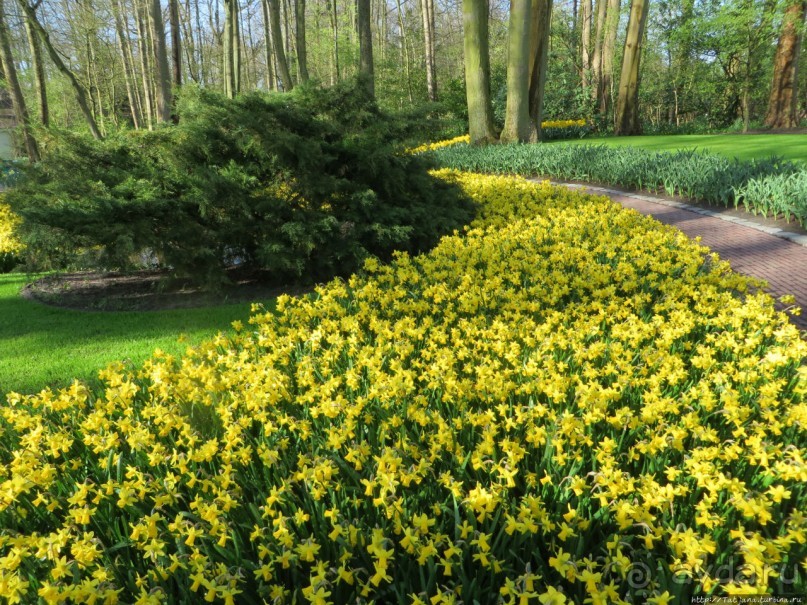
[6,80,475,286]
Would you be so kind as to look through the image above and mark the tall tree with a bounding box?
[357,0,374,95]
[581,0,592,89]
[224,0,237,97]
[148,0,172,121]
[169,0,182,85]
[599,0,621,115]
[501,0,534,143]
[614,0,649,134]
[0,0,38,159]
[765,0,806,128]
[21,0,47,127]
[529,0,553,139]
[295,0,308,82]
[421,0,437,101]
[112,0,143,128]
[463,0,496,143]
[18,0,102,139]
[267,0,292,89]
[591,0,607,104]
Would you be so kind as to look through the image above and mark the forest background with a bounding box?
[0,0,804,160]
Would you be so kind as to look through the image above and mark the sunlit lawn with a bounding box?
[0,273,276,396]
[554,134,807,163]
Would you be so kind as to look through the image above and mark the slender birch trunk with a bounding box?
[0,0,38,159]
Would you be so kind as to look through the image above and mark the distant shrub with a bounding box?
[0,199,22,273]
[434,142,805,221]
[6,81,475,286]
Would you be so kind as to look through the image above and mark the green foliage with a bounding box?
[0,252,19,273]
[0,159,24,187]
[735,171,807,225]
[434,142,807,223]
[6,81,475,287]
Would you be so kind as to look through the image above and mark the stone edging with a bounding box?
[539,179,807,248]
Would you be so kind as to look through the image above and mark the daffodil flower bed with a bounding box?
[1,172,805,604]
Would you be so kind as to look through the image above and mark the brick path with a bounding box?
[551,182,807,331]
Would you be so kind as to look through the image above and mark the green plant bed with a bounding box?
[434,142,807,226]
[554,134,807,163]
[0,273,276,395]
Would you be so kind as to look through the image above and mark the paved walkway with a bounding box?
[550,182,807,331]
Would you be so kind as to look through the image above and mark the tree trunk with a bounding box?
[135,0,155,129]
[261,0,276,89]
[502,0,534,143]
[463,0,496,144]
[0,0,38,159]
[765,0,806,128]
[18,0,102,139]
[22,4,48,127]
[330,0,339,85]
[112,0,143,128]
[599,0,620,115]
[169,0,181,85]
[357,0,374,95]
[234,0,242,93]
[614,0,648,135]
[148,0,172,121]
[421,0,437,101]
[395,0,412,102]
[529,0,553,140]
[591,0,607,104]
[224,0,235,96]
[267,0,293,89]
[581,0,592,90]
[295,0,309,82]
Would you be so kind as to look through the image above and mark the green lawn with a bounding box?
[0,273,276,396]
[553,134,807,163]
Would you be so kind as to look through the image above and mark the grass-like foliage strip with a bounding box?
[1,172,805,604]
[434,142,807,226]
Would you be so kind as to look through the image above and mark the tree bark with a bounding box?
[261,0,276,89]
[614,0,648,135]
[529,0,553,140]
[0,0,38,159]
[591,0,607,103]
[502,0,534,143]
[599,0,620,115]
[396,0,412,102]
[267,0,292,89]
[224,0,235,96]
[421,0,437,101]
[357,0,374,95]
[135,0,155,129]
[21,1,48,127]
[18,0,102,139]
[765,0,806,128]
[112,0,143,128]
[463,0,496,144]
[148,0,172,121]
[295,0,308,82]
[581,0,592,90]
[330,0,339,85]
[169,0,181,85]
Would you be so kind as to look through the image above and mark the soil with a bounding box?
[22,267,312,312]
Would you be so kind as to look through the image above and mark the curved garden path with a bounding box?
[547,181,807,331]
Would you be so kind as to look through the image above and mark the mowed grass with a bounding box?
[0,273,276,396]
[554,134,807,163]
